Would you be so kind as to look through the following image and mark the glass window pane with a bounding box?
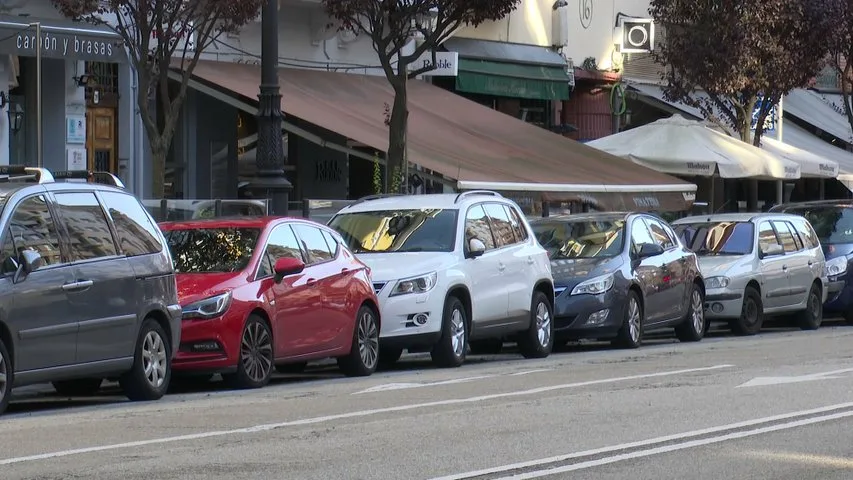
[464,204,496,250]
[484,203,516,247]
[504,205,528,241]
[292,224,333,265]
[99,191,163,256]
[53,192,118,261]
[772,221,798,253]
[758,221,782,252]
[9,194,62,266]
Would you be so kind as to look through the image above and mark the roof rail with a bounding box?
[51,170,125,188]
[342,193,407,209]
[454,190,501,204]
[0,166,54,183]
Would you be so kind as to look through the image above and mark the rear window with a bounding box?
[163,227,261,273]
[779,206,853,245]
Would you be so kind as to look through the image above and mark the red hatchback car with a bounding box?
[159,217,381,388]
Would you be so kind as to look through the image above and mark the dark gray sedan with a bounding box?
[530,212,706,348]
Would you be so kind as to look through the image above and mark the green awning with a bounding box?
[455,58,571,101]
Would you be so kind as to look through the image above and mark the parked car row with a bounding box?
[0,167,847,416]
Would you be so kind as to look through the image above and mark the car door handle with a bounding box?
[782,265,788,270]
[341,268,349,274]
[498,263,506,271]
[527,257,534,265]
[62,280,93,292]
[808,260,814,266]
[306,278,317,286]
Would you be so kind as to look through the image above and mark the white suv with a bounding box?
[328,191,555,368]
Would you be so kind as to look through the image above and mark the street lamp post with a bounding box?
[254,0,292,214]
[30,22,41,168]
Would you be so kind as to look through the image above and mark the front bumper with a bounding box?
[552,287,627,340]
[825,275,850,313]
[172,313,240,373]
[374,280,444,342]
[703,288,743,319]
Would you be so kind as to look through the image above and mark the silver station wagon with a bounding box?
[672,213,828,335]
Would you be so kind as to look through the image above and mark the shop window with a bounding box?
[518,99,551,128]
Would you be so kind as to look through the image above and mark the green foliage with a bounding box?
[650,0,833,145]
[372,152,382,194]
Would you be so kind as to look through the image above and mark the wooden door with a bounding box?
[86,107,117,173]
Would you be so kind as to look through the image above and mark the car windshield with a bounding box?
[674,221,754,255]
[778,206,853,245]
[531,219,625,259]
[163,227,261,273]
[328,209,458,253]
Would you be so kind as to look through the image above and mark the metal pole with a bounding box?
[254,0,291,214]
[775,97,784,205]
[32,22,41,168]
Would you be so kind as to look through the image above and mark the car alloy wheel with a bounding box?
[241,321,274,384]
[357,309,379,371]
[450,308,466,358]
[691,289,704,334]
[536,301,552,348]
[142,330,168,389]
[628,297,641,344]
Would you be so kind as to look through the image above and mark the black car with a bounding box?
[529,212,706,348]
[770,200,853,323]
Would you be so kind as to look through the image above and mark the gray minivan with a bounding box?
[0,167,181,415]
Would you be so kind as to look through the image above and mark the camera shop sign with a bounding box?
[0,25,125,63]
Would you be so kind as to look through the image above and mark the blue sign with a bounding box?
[750,96,777,133]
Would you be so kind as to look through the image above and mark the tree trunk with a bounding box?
[386,75,408,194]
[737,97,758,212]
[149,137,167,199]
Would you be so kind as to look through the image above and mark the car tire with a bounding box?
[675,282,705,342]
[378,347,404,366]
[469,339,503,355]
[613,290,643,349]
[338,305,380,377]
[0,336,11,415]
[224,315,274,389]
[517,291,554,359]
[796,283,823,330]
[431,296,467,368]
[52,378,103,397]
[275,362,307,374]
[730,286,763,336]
[119,318,171,402]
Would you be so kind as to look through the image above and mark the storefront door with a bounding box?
[86,107,117,173]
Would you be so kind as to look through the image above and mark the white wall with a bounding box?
[563,0,651,71]
[204,5,386,76]
[452,0,556,46]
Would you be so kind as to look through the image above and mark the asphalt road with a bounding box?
[3,322,853,480]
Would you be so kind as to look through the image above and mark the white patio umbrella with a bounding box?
[587,114,801,180]
[760,136,839,178]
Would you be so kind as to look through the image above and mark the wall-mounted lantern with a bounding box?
[8,103,23,135]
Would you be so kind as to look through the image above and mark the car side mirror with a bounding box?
[466,238,486,259]
[760,243,784,258]
[273,257,305,283]
[637,242,664,259]
[13,250,43,283]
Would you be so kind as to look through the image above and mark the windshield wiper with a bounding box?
[395,247,425,252]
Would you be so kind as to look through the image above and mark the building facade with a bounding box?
[0,1,144,194]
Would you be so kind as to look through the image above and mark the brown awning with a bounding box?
[184,60,696,211]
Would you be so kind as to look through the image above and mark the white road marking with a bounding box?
[739,450,853,469]
[354,375,497,394]
[0,364,732,465]
[428,402,853,480]
[737,367,853,388]
[510,369,553,376]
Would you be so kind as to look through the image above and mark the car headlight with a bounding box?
[825,256,848,277]
[571,273,614,296]
[390,272,438,297]
[182,291,232,320]
[704,276,730,289]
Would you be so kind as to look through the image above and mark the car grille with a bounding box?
[372,282,387,295]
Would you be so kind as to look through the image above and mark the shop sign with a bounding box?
[409,51,458,77]
[0,23,126,63]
